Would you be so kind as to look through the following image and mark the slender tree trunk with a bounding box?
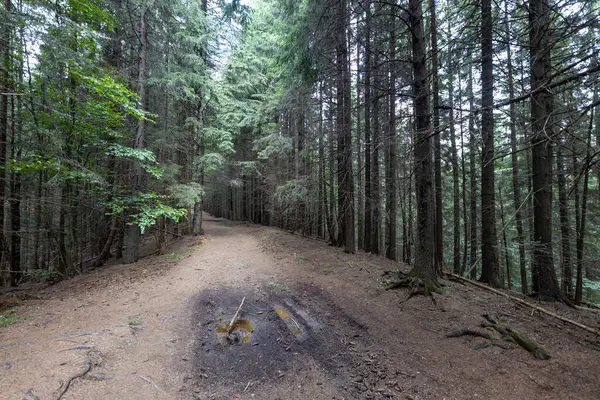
[458,67,468,275]
[556,132,572,297]
[328,85,338,244]
[385,11,397,261]
[9,96,19,286]
[123,6,149,264]
[468,63,478,280]
[192,89,205,236]
[479,0,501,287]
[429,0,443,271]
[447,31,460,274]
[575,106,593,304]
[0,0,11,271]
[371,36,381,255]
[409,0,435,282]
[356,16,364,251]
[340,0,354,253]
[498,188,511,289]
[529,0,560,298]
[363,0,372,253]
[318,84,326,239]
[505,4,528,294]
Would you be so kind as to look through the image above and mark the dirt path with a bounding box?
[1,216,599,399]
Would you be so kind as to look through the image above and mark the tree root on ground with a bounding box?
[448,315,551,360]
[55,361,92,400]
[383,270,443,304]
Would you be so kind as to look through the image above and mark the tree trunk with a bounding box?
[356,15,364,251]
[336,0,354,253]
[574,105,593,305]
[447,29,460,274]
[123,6,149,264]
[429,0,443,273]
[9,96,19,286]
[363,0,372,253]
[0,0,11,271]
[468,63,478,280]
[479,0,501,287]
[371,35,381,255]
[498,188,511,289]
[328,85,338,244]
[385,10,397,261]
[556,132,572,297]
[505,3,528,294]
[529,0,560,298]
[409,0,435,282]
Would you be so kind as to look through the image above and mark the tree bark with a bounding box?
[468,63,478,280]
[123,5,149,264]
[556,132,572,297]
[409,0,435,282]
[0,0,11,272]
[356,15,364,251]
[363,0,372,253]
[447,27,460,274]
[371,31,381,255]
[505,3,528,294]
[9,96,19,286]
[529,0,560,298]
[498,188,511,289]
[479,0,501,287]
[385,10,397,261]
[429,0,443,272]
[574,103,593,304]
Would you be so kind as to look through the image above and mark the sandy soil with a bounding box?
[1,215,599,399]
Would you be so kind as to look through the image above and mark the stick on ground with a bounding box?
[227,297,246,333]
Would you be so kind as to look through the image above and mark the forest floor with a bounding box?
[1,215,600,400]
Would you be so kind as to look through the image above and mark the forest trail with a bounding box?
[1,216,599,400]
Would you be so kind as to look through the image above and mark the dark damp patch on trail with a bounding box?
[189,284,393,398]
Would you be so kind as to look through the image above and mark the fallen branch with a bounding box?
[227,297,246,333]
[447,273,600,336]
[55,361,92,400]
[483,315,550,360]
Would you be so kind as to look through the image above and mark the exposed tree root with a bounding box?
[448,315,551,359]
[55,361,92,400]
[483,314,550,360]
[383,270,443,304]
